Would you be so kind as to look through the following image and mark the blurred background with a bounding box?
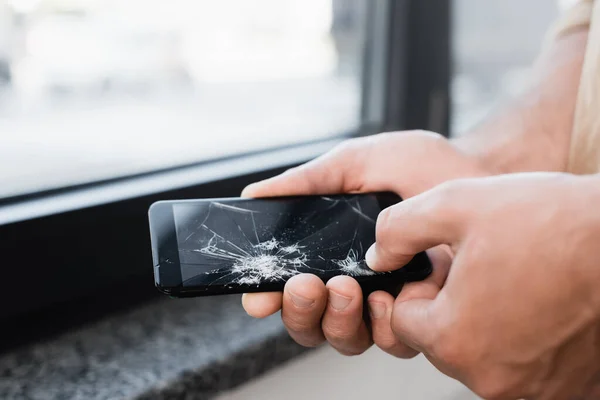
[0,1,565,399]
[0,0,558,199]
[0,0,366,198]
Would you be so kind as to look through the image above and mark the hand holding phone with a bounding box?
[149,193,432,297]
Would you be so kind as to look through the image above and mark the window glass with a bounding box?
[0,0,367,198]
[452,0,559,135]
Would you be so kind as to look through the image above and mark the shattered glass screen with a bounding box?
[173,195,385,287]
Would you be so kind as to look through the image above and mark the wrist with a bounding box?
[450,30,588,175]
[450,101,556,175]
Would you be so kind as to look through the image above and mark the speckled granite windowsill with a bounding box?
[0,295,310,400]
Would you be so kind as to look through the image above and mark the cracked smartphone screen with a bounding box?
[149,194,432,297]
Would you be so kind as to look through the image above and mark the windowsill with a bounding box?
[0,294,312,399]
[0,137,345,226]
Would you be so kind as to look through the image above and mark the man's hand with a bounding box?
[367,173,600,399]
[241,130,490,356]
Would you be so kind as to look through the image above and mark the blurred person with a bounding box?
[242,1,600,399]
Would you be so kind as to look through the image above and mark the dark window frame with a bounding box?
[0,0,450,319]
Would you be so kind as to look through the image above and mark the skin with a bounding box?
[241,30,600,398]
[368,173,600,399]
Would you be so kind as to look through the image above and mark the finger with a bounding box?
[241,136,386,198]
[321,276,372,356]
[366,183,466,272]
[391,297,438,354]
[368,247,450,358]
[368,290,419,358]
[281,274,328,347]
[242,292,283,318]
[396,246,451,301]
[242,131,482,199]
[388,246,450,353]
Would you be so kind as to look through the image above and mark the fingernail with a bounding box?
[365,244,376,269]
[329,290,352,311]
[368,301,386,319]
[289,291,315,308]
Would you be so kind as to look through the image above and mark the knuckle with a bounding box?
[323,323,358,343]
[434,179,467,202]
[422,179,470,220]
[297,165,326,194]
[375,207,395,242]
[282,313,318,336]
[375,206,411,262]
[461,234,493,264]
[328,138,369,192]
[430,306,481,372]
[431,327,468,371]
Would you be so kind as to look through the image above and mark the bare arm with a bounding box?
[453,29,589,174]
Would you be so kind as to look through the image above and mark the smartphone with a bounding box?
[148,193,432,298]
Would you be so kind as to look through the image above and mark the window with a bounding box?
[0,0,450,318]
[0,0,369,199]
[452,0,559,135]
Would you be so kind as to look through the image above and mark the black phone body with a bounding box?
[149,193,432,298]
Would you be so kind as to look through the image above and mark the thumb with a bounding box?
[242,131,487,199]
[391,297,437,354]
[241,136,392,198]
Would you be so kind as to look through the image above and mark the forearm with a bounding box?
[452,30,589,174]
